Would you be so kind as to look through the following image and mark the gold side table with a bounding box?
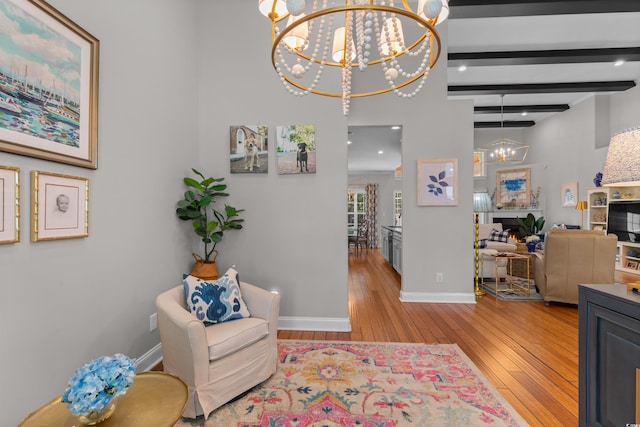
[19,371,188,427]
[481,252,531,296]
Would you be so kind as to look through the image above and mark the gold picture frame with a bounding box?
[496,168,531,208]
[0,0,100,169]
[417,158,458,206]
[31,170,88,241]
[0,165,20,243]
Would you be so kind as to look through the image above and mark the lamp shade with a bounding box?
[602,127,640,186]
[576,201,588,210]
[473,191,492,213]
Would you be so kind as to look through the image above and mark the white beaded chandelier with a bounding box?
[259,0,448,116]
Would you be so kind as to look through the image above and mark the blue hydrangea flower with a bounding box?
[61,353,136,416]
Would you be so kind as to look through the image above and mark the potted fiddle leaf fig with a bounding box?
[517,213,545,238]
[176,169,244,279]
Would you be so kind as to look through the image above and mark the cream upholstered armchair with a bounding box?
[533,229,617,305]
[156,281,280,419]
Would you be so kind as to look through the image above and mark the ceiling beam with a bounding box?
[449,47,640,67]
[449,81,636,95]
[450,0,640,18]
[474,121,536,128]
[474,104,570,114]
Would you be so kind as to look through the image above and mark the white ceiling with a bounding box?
[349,3,640,173]
[348,125,402,174]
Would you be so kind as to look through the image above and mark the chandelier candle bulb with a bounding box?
[286,0,305,16]
[423,0,442,18]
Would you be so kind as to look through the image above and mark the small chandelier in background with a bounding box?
[484,94,529,165]
[258,0,448,116]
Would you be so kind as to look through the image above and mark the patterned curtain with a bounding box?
[365,184,379,248]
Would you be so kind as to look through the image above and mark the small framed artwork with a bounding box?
[417,158,458,206]
[626,260,639,270]
[0,166,20,243]
[31,170,88,241]
[496,168,531,208]
[0,0,100,169]
[473,151,486,178]
[276,124,316,174]
[561,181,578,207]
[230,125,268,173]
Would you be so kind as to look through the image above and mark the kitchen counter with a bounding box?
[381,226,402,274]
[381,225,402,234]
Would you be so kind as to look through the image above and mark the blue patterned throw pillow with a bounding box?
[183,268,251,325]
[489,228,510,243]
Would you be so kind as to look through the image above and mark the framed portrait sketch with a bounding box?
[417,158,458,206]
[561,181,578,207]
[276,124,316,174]
[496,168,531,208]
[31,170,88,241]
[0,0,100,169]
[230,125,268,174]
[0,166,20,243]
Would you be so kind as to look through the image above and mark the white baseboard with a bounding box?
[399,291,477,304]
[278,316,352,332]
[135,343,163,372]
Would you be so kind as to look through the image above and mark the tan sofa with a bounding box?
[156,282,280,418]
[533,229,618,305]
[477,223,517,280]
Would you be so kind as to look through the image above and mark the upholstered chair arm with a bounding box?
[156,286,210,388]
[240,282,281,335]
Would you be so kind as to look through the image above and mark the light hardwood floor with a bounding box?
[278,249,580,427]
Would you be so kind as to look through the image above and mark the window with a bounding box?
[347,189,367,236]
[394,191,402,225]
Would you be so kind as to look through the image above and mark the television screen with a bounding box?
[607,201,640,242]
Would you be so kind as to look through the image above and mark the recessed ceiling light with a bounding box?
[614,59,625,67]
[347,140,352,144]
[521,112,528,117]
[378,150,384,154]
[391,126,400,130]
[458,65,467,72]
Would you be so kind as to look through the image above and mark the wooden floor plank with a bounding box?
[278,249,579,426]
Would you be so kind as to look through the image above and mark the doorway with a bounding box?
[347,125,402,284]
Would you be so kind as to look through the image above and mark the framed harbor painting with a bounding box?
[31,170,88,241]
[417,158,458,206]
[0,0,99,169]
[0,165,20,243]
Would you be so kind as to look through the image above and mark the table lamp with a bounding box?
[473,190,493,298]
[576,200,587,229]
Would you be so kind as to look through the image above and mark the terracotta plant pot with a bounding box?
[190,252,218,280]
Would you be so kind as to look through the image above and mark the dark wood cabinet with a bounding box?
[579,283,640,426]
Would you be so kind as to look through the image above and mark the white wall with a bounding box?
[1,1,199,424]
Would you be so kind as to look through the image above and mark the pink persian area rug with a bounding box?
[175,340,529,427]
